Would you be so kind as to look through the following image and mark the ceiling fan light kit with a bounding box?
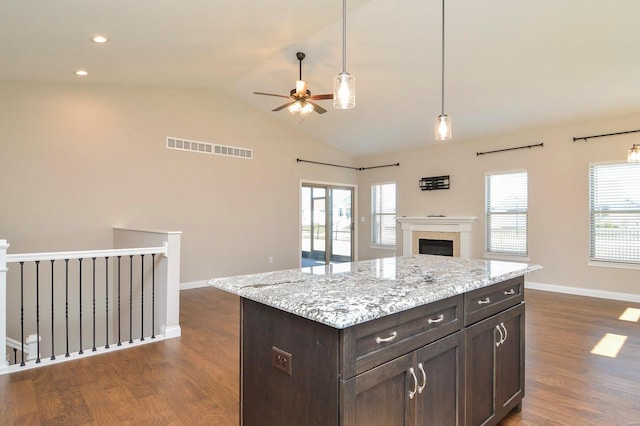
[253,51,333,116]
[334,0,355,110]
[435,0,452,140]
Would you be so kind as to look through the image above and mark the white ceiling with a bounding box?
[2,0,639,157]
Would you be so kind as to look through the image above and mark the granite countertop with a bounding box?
[208,255,542,329]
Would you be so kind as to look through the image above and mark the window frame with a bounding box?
[484,169,529,259]
[588,161,640,269]
[371,182,397,249]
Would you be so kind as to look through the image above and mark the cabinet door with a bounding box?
[465,303,525,426]
[414,331,464,426]
[464,315,499,426]
[341,352,416,426]
[496,303,525,415]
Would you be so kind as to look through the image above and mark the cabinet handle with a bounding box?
[478,297,491,305]
[417,363,427,394]
[495,325,504,347]
[501,323,508,344]
[427,314,445,325]
[375,331,398,344]
[408,367,418,399]
[504,289,515,296]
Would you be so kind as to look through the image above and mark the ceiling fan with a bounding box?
[253,52,333,115]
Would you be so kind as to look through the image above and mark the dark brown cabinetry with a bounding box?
[465,303,525,426]
[341,331,464,426]
[239,276,525,426]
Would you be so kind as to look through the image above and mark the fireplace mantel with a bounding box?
[397,216,478,258]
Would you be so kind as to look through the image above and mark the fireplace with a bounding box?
[397,216,477,258]
[419,239,454,256]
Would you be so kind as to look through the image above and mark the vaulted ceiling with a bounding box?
[2,0,639,156]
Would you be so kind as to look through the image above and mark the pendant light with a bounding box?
[628,144,640,162]
[333,0,355,109]
[435,0,452,140]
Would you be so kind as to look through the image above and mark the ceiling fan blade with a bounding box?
[272,102,296,112]
[253,91,291,99]
[307,101,327,114]
[308,94,333,101]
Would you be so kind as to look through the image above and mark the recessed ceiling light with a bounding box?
[92,35,108,44]
[75,70,88,76]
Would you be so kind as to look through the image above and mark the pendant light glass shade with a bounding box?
[435,114,452,140]
[334,0,355,109]
[628,144,640,162]
[434,0,451,140]
[334,72,355,109]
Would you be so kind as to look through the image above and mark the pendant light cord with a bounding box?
[342,0,347,73]
[441,0,445,115]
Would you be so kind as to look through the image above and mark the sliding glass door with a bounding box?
[301,184,354,266]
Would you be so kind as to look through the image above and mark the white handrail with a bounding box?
[6,245,167,263]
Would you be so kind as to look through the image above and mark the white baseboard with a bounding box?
[526,281,640,303]
[180,280,209,290]
[161,325,182,339]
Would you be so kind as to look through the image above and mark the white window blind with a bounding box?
[589,162,640,264]
[371,183,396,246]
[485,171,528,256]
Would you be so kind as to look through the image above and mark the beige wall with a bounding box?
[356,112,640,296]
[0,81,357,283]
[2,81,638,297]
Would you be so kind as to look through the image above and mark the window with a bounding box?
[485,171,528,256]
[371,183,396,246]
[589,162,640,264]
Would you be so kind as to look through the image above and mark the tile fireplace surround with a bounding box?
[397,216,478,258]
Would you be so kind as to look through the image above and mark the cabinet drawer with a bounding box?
[464,276,524,326]
[341,294,463,378]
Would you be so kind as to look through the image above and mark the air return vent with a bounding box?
[166,137,253,159]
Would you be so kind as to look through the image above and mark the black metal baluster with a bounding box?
[151,253,156,339]
[50,259,55,360]
[129,255,133,344]
[79,258,83,355]
[13,348,17,365]
[105,256,110,349]
[140,254,144,341]
[92,257,96,352]
[65,259,69,357]
[35,260,40,363]
[117,256,121,346]
[19,262,25,366]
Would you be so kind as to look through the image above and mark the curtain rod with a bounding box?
[476,143,543,156]
[573,129,640,142]
[296,158,400,171]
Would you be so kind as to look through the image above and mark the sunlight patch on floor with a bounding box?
[619,307,640,323]
[591,333,628,358]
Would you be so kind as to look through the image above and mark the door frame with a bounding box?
[299,180,358,267]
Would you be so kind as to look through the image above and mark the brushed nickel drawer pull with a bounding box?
[428,314,445,324]
[501,323,508,343]
[478,297,491,305]
[417,363,427,394]
[375,331,398,344]
[504,289,515,296]
[408,367,418,399]
[495,324,504,347]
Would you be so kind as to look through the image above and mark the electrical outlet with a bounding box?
[272,346,292,375]
[269,256,274,264]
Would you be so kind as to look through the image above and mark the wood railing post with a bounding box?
[0,240,9,370]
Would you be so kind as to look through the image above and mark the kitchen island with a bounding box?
[209,255,541,426]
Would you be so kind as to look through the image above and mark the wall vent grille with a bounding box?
[166,137,253,159]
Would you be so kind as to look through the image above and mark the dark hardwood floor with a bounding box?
[0,287,638,425]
